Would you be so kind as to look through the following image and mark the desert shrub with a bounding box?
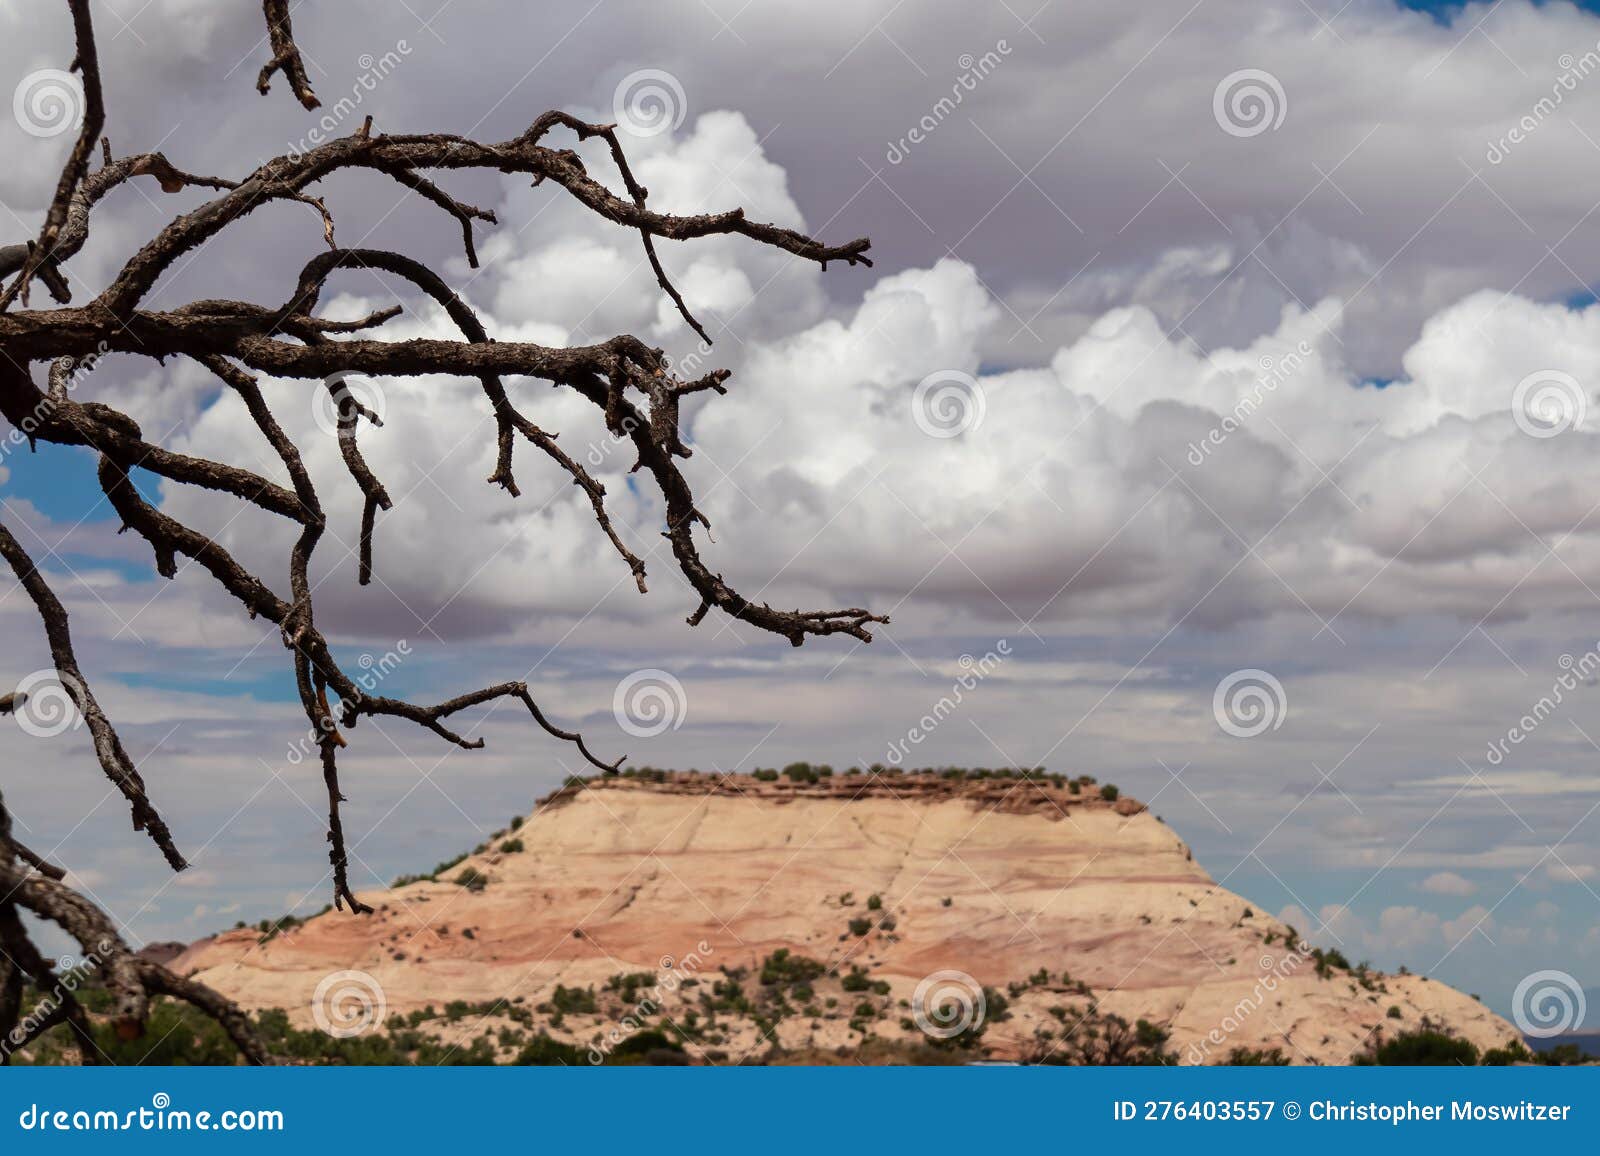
[544,985,597,1015]
[848,917,872,937]
[455,867,489,892]
[1481,1040,1533,1066]
[498,838,524,854]
[1358,1029,1478,1066]
[1225,1046,1291,1065]
[514,1034,584,1065]
[603,1029,690,1066]
[759,949,825,989]
[1532,1042,1598,1065]
[1031,1012,1174,1066]
[1312,947,1351,978]
[1099,784,1119,802]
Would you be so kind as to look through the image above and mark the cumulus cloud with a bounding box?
[1419,871,1479,897]
[1280,901,1491,961]
[1546,861,1598,884]
[136,109,1600,650]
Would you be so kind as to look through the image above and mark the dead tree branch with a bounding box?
[0,3,886,1063]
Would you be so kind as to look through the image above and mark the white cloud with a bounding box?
[1278,900,1507,961]
[1441,905,1496,946]
[1419,871,1479,897]
[139,111,1600,649]
[1546,861,1597,884]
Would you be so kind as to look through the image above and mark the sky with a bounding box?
[3,0,1600,1032]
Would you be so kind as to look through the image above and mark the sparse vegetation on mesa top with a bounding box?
[565,766,1122,796]
[391,851,469,889]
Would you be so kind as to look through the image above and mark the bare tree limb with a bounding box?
[0,6,887,1044]
[0,0,103,311]
[1,786,273,1063]
[256,0,320,109]
[0,519,186,870]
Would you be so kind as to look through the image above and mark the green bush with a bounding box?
[1225,1047,1291,1065]
[1481,1040,1532,1066]
[1359,1030,1478,1066]
[841,968,872,993]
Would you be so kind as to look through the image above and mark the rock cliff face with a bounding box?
[171,774,1517,1063]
